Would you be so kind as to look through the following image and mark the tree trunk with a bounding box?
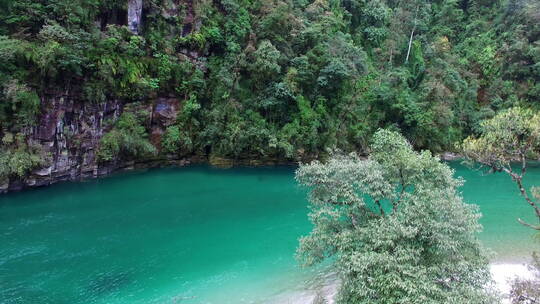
[502,163,540,230]
[405,25,415,64]
[405,7,418,64]
[128,0,143,34]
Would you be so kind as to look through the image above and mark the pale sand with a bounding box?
[270,264,535,304]
[490,263,535,303]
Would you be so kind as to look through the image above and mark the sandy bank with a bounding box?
[491,263,535,303]
[270,264,535,304]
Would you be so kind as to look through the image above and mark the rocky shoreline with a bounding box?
[0,91,462,194]
[0,143,460,194]
[0,153,301,194]
[1,151,461,194]
[0,92,301,194]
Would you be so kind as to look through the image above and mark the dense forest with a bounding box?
[0,0,539,184]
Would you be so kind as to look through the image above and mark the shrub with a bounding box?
[0,138,45,179]
[97,111,156,162]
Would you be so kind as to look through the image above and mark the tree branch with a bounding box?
[375,199,385,216]
[394,168,407,212]
[502,155,540,228]
[472,157,540,229]
[517,218,540,230]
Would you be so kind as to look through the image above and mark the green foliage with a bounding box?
[161,94,201,155]
[296,130,497,304]
[97,111,156,162]
[161,125,182,154]
[462,107,540,230]
[463,107,540,301]
[249,40,282,84]
[463,107,540,167]
[0,134,45,179]
[1,80,40,129]
[0,0,539,166]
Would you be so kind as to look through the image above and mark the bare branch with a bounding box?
[517,218,540,231]
[375,199,385,216]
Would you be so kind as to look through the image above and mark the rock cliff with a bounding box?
[128,0,143,34]
[1,96,188,193]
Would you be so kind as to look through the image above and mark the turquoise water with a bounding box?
[0,162,538,304]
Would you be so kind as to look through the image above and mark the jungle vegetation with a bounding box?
[0,0,539,174]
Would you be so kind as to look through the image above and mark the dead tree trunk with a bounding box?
[405,7,419,64]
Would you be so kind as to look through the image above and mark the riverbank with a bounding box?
[491,263,535,303]
[270,263,535,304]
[0,154,299,194]
[2,150,461,194]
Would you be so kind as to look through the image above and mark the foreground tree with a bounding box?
[462,107,540,230]
[296,129,497,304]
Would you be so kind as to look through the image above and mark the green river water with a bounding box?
[1,162,539,304]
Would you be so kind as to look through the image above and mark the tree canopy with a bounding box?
[296,129,496,304]
[463,107,540,229]
[1,0,540,174]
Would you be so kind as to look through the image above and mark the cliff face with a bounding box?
[0,0,207,194]
[128,0,143,34]
[0,96,187,193]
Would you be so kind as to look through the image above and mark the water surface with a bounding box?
[0,162,538,303]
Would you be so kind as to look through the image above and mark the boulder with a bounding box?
[152,97,180,127]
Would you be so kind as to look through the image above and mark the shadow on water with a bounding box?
[86,271,132,297]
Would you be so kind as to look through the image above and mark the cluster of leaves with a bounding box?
[0,79,40,130]
[463,107,540,229]
[167,0,538,158]
[97,110,156,162]
[296,129,497,303]
[463,107,540,168]
[161,95,201,155]
[0,133,45,180]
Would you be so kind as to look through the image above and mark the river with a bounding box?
[0,162,538,304]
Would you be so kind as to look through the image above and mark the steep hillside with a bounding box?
[0,0,538,191]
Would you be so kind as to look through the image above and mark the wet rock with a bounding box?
[209,155,234,168]
[5,96,127,192]
[37,105,60,140]
[128,0,143,34]
[150,97,180,151]
[33,166,52,177]
[3,93,193,193]
[150,128,164,150]
[152,97,180,127]
[0,178,9,194]
[440,152,461,161]
[7,179,23,192]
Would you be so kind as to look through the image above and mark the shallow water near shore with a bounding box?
[0,162,538,304]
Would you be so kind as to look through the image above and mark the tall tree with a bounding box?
[296,129,497,304]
